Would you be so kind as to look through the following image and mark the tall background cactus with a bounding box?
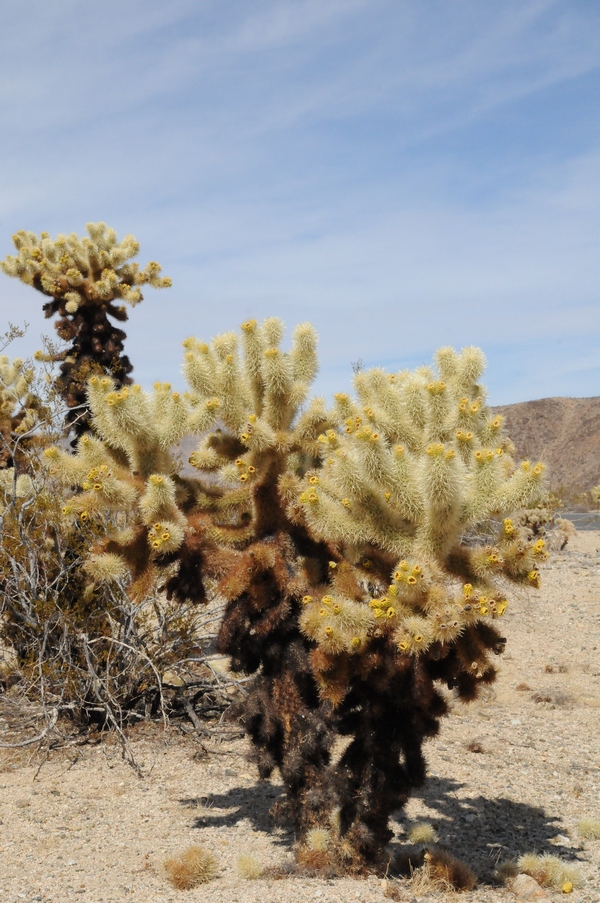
[1,224,171,439]
[43,318,545,870]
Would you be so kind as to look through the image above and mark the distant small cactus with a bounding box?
[163,844,217,889]
[236,853,263,879]
[1,223,171,439]
[407,822,438,845]
[517,853,582,889]
[578,818,600,840]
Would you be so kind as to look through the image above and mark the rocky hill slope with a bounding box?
[492,396,600,493]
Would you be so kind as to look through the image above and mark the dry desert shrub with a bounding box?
[387,847,476,896]
[163,844,217,889]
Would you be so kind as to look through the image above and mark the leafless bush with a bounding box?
[0,334,243,761]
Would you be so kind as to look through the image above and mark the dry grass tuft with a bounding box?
[394,848,477,894]
[518,853,582,889]
[424,849,477,891]
[577,818,600,840]
[545,662,568,674]
[163,845,217,889]
[295,846,337,876]
[407,821,438,844]
[236,853,263,880]
[495,859,519,884]
[466,740,485,753]
[531,688,573,706]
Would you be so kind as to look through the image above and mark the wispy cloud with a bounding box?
[1,1,599,404]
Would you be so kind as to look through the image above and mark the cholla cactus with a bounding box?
[46,321,546,872]
[0,354,46,469]
[43,375,189,600]
[1,223,171,438]
[296,348,546,700]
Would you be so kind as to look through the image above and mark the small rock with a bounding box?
[512,873,551,901]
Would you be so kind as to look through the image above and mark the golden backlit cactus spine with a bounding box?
[1,223,171,438]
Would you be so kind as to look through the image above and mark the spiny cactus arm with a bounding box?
[293,346,547,680]
[44,441,138,517]
[86,376,184,476]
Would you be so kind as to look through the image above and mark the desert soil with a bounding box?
[1,531,599,903]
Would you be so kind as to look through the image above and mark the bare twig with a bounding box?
[0,706,58,748]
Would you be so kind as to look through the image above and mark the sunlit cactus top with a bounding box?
[1,222,171,311]
[294,345,546,666]
[1,223,171,438]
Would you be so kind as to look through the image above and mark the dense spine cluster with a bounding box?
[1,224,171,438]
[0,354,46,471]
[43,319,546,871]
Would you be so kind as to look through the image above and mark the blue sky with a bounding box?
[1,0,599,404]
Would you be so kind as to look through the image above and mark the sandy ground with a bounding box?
[0,530,599,903]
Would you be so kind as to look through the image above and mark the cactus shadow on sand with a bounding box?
[179,772,582,881]
[181,783,292,846]
[398,774,581,882]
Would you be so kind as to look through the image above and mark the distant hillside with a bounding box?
[492,396,600,493]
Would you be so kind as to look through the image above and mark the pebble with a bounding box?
[512,873,551,901]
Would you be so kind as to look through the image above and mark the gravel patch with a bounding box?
[1,532,599,903]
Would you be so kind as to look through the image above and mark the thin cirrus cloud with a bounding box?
[0,0,599,404]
